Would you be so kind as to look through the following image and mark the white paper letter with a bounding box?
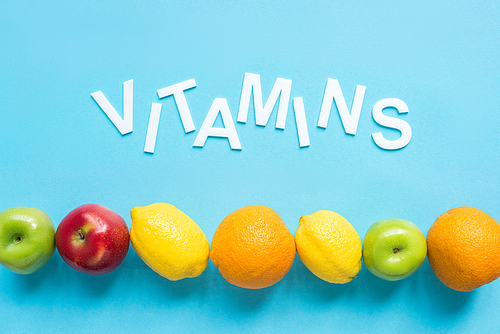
[144,103,162,154]
[292,97,310,147]
[372,98,412,150]
[317,78,366,135]
[91,79,133,135]
[157,78,197,133]
[193,98,242,150]
[237,72,292,129]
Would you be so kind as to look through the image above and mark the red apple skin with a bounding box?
[55,204,129,275]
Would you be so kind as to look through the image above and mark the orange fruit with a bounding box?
[427,206,500,292]
[210,205,296,289]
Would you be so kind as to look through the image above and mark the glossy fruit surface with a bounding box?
[295,210,362,283]
[210,205,295,289]
[56,204,129,275]
[0,207,56,274]
[363,218,427,281]
[130,203,209,280]
[427,207,500,291]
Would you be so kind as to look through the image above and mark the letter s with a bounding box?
[372,98,411,150]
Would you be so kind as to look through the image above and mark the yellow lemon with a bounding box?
[295,210,362,284]
[130,203,209,280]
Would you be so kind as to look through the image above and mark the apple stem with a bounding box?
[78,229,85,241]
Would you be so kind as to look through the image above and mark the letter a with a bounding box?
[193,98,242,150]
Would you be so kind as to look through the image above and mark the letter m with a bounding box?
[237,73,292,129]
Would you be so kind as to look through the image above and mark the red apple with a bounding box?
[55,204,129,275]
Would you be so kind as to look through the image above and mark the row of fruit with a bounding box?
[0,203,499,292]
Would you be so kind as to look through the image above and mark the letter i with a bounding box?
[144,103,162,153]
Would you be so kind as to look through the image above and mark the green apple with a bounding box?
[0,207,56,274]
[362,218,427,281]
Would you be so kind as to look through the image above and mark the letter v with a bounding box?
[91,80,133,135]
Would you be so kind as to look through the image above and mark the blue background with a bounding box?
[1,1,499,333]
